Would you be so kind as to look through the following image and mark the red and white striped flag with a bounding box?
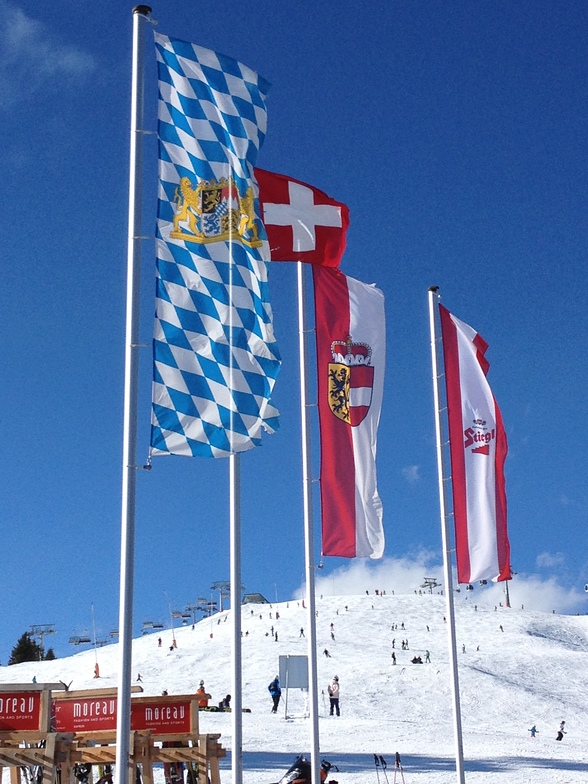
[439,305,511,583]
[314,267,385,559]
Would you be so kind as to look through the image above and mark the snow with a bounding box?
[2,592,588,783]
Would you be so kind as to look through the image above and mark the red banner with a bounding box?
[439,304,510,583]
[314,267,385,558]
[0,692,42,731]
[53,697,193,734]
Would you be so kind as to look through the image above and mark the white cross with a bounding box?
[263,180,342,252]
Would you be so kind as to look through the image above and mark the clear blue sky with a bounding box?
[1,0,587,662]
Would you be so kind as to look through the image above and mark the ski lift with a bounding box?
[109,629,119,638]
[171,610,184,619]
[68,635,91,645]
[584,584,588,593]
[152,621,164,630]
[142,620,154,629]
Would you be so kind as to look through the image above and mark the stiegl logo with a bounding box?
[463,418,495,455]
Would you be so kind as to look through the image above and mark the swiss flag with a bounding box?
[255,168,349,267]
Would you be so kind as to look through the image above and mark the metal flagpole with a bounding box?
[297,261,321,784]
[115,7,151,784]
[227,175,243,784]
[428,286,466,784]
[230,452,243,784]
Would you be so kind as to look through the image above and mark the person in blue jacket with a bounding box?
[268,676,281,713]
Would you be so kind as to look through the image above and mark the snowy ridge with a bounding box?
[2,593,588,784]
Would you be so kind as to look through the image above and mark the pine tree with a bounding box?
[44,647,56,661]
[8,632,44,665]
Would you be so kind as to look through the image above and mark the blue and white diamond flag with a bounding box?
[151,33,281,458]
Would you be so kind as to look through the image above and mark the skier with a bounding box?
[268,676,281,713]
[196,680,210,709]
[529,725,538,738]
[556,721,566,741]
[425,650,431,663]
[327,675,340,716]
[391,651,396,665]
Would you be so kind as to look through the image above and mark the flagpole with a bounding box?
[115,8,151,784]
[428,286,466,784]
[297,261,321,784]
[230,453,243,784]
[228,176,243,784]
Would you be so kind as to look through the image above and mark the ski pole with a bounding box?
[393,752,405,784]
[378,756,389,784]
[374,755,381,784]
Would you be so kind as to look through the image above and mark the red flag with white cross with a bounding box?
[255,168,349,266]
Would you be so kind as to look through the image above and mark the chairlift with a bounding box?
[142,620,154,629]
[109,629,119,638]
[584,584,588,593]
[152,621,164,630]
[68,635,91,645]
[171,610,183,619]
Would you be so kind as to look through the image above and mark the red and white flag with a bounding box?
[256,168,349,266]
[314,267,385,558]
[439,304,511,584]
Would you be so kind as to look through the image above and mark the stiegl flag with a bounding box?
[151,34,281,458]
[256,168,349,267]
[439,304,511,583]
[314,267,385,559]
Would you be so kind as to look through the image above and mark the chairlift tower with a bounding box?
[421,577,441,595]
[29,624,56,659]
[211,581,231,612]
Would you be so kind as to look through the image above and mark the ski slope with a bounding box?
[2,592,588,784]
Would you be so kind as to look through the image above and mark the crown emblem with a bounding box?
[331,335,372,366]
[170,176,262,248]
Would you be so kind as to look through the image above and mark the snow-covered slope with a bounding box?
[2,593,588,784]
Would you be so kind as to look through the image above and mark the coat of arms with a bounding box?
[170,176,262,247]
[328,336,374,426]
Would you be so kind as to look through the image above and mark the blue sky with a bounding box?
[1,0,588,662]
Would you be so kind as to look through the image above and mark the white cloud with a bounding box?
[0,1,96,107]
[536,551,565,569]
[296,553,588,615]
[401,464,421,483]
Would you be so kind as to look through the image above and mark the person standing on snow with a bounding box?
[556,721,566,741]
[268,676,281,713]
[327,675,340,716]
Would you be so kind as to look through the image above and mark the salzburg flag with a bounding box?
[439,305,511,583]
[314,267,385,558]
[256,168,349,266]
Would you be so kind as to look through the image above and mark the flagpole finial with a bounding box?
[428,285,439,293]
[133,5,152,15]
